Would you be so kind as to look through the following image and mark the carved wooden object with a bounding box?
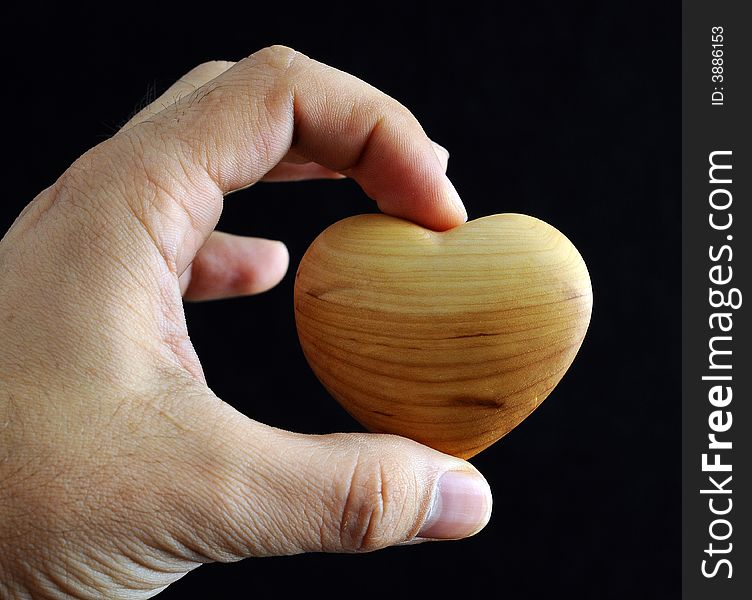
[294,214,592,459]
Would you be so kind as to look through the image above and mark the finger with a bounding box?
[120,60,235,131]
[119,61,358,184]
[100,45,467,276]
[120,59,449,185]
[171,409,492,557]
[178,231,289,301]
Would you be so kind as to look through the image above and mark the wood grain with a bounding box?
[294,213,593,459]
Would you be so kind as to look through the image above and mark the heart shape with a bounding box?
[294,213,592,459]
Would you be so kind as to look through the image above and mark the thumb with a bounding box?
[179,414,492,557]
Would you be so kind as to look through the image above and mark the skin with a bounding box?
[0,46,490,599]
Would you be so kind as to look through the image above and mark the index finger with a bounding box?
[114,46,467,274]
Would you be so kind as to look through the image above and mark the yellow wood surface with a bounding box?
[294,213,593,459]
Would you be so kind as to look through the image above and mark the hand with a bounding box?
[0,46,491,599]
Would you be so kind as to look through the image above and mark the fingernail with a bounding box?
[444,175,468,223]
[417,471,492,540]
[431,141,450,165]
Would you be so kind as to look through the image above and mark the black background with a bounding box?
[2,2,680,598]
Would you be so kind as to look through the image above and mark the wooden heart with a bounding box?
[294,214,592,459]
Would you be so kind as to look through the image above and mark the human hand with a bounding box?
[0,46,491,599]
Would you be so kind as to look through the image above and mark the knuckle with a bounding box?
[249,45,306,99]
[382,95,420,129]
[253,44,301,70]
[24,145,126,238]
[334,446,412,552]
